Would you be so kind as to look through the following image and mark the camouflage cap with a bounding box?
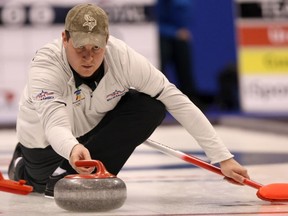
[65,4,109,48]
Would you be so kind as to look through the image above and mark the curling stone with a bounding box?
[54,160,127,212]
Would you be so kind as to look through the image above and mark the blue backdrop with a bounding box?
[161,0,238,97]
[191,0,237,95]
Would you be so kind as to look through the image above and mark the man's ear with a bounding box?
[62,31,68,48]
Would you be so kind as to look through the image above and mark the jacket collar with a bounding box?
[71,62,104,91]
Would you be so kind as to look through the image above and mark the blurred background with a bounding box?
[1,0,288,127]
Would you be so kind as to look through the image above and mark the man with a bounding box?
[156,0,197,104]
[8,3,249,198]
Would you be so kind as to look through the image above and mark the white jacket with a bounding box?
[16,36,233,163]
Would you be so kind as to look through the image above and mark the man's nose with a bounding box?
[83,50,94,60]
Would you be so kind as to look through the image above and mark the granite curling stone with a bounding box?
[54,160,127,212]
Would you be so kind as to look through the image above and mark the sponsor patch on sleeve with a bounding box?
[35,90,55,101]
[106,89,128,101]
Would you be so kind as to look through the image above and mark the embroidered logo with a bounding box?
[83,14,97,31]
[74,88,84,102]
[36,90,54,101]
[106,89,128,101]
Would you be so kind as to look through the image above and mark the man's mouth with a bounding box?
[82,65,92,69]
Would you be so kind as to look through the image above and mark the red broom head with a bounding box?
[257,183,288,202]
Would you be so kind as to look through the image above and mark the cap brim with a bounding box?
[70,32,107,48]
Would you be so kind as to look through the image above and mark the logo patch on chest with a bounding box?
[73,88,85,105]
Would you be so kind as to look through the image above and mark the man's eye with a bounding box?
[93,46,100,51]
[76,46,84,52]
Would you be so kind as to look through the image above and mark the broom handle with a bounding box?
[144,139,262,189]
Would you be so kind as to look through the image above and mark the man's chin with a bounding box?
[78,70,95,78]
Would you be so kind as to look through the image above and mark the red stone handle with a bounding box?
[74,160,115,179]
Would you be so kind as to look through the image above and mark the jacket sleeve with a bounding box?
[28,50,79,160]
[156,0,194,38]
[118,42,233,164]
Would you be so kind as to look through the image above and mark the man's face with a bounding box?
[62,31,105,77]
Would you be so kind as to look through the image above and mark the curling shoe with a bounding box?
[44,172,68,198]
[8,143,24,180]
